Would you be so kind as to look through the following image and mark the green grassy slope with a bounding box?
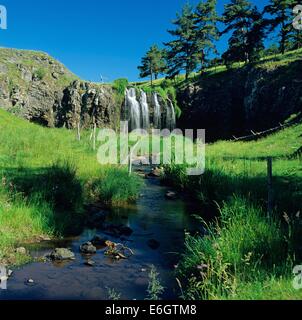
[0,109,141,265]
[134,48,302,89]
[208,122,302,158]
[164,122,302,300]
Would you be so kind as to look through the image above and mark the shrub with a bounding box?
[146,266,165,300]
[113,78,129,96]
[34,67,47,80]
[87,167,141,206]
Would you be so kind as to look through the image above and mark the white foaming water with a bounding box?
[125,88,141,131]
[152,93,161,129]
[140,90,150,130]
[166,98,176,131]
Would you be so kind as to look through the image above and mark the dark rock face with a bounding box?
[178,61,302,141]
[59,81,119,129]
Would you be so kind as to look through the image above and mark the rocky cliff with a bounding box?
[178,52,302,141]
[0,48,120,129]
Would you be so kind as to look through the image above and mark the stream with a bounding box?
[0,168,197,300]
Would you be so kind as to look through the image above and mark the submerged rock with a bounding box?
[48,248,75,261]
[86,210,108,228]
[147,239,160,250]
[85,259,96,267]
[148,167,162,178]
[165,191,179,200]
[90,236,107,247]
[102,224,133,238]
[80,242,97,254]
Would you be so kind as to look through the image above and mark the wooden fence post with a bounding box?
[267,157,273,217]
[77,122,81,141]
[128,146,132,176]
[93,123,97,151]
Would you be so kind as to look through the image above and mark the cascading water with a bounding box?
[152,93,161,129]
[140,90,150,130]
[166,98,176,131]
[124,89,176,131]
[125,88,141,131]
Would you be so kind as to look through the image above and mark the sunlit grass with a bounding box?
[0,109,142,265]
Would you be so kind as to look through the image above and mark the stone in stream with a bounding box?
[148,168,162,178]
[102,224,133,238]
[84,259,96,267]
[86,210,108,228]
[165,191,179,200]
[80,242,97,254]
[48,248,75,261]
[119,226,133,237]
[147,239,160,250]
[25,279,35,286]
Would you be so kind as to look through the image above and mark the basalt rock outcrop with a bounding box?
[0,48,120,129]
[178,57,302,141]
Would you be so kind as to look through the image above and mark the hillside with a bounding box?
[0,48,120,130]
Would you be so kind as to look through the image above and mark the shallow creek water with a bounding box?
[0,171,197,300]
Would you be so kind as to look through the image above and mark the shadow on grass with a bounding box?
[0,163,85,236]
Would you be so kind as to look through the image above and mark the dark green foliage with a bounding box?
[138,45,166,85]
[194,0,220,72]
[222,0,265,65]
[165,3,198,81]
[264,0,298,54]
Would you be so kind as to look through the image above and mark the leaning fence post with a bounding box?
[93,122,97,151]
[267,157,273,217]
[128,146,132,176]
[77,122,81,141]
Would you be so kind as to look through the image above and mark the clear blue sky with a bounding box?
[1,0,272,82]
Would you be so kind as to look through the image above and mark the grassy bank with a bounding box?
[0,109,141,265]
[164,123,302,300]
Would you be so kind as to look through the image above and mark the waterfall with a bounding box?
[125,88,141,131]
[166,98,176,131]
[124,89,176,131]
[140,90,150,130]
[152,93,161,129]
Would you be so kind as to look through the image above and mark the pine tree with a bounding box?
[165,3,197,81]
[222,0,253,64]
[246,7,266,61]
[194,0,220,72]
[290,0,302,49]
[138,45,166,86]
[222,0,265,65]
[264,0,297,54]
